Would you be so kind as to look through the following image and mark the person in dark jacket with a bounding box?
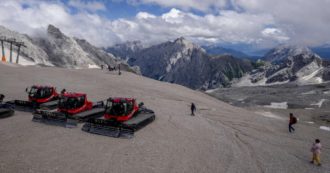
[289,113,297,133]
[0,94,4,103]
[191,103,196,116]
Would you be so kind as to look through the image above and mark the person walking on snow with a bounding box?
[289,113,297,133]
[0,94,4,103]
[310,139,322,166]
[191,103,196,116]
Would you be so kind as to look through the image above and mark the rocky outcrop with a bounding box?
[0,24,139,73]
[0,25,52,65]
[236,45,329,86]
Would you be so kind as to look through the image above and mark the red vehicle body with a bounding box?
[82,97,155,138]
[27,85,59,103]
[57,93,93,115]
[104,98,139,122]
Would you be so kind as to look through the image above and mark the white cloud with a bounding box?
[128,0,228,12]
[262,28,289,42]
[0,1,119,47]
[0,0,329,48]
[128,0,330,46]
[232,0,330,46]
[136,12,156,19]
[68,0,106,12]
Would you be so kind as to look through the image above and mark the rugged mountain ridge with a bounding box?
[0,25,52,65]
[108,37,253,89]
[105,41,143,61]
[0,25,139,73]
[234,45,329,86]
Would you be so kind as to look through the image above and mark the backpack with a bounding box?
[292,117,297,124]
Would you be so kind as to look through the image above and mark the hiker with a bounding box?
[191,103,196,116]
[310,139,322,166]
[0,94,4,103]
[289,113,297,133]
[101,64,104,70]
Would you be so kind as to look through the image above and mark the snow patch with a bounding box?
[88,64,100,69]
[255,111,285,120]
[232,74,267,87]
[311,99,327,108]
[320,126,330,131]
[323,90,330,94]
[205,88,219,93]
[301,90,316,95]
[297,61,323,84]
[264,102,288,109]
[306,121,314,124]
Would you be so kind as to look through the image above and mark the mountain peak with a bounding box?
[47,24,64,39]
[173,37,198,50]
[174,37,188,44]
[264,44,316,62]
[116,40,143,51]
[274,45,312,55]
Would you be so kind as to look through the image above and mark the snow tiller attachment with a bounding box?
[0,94,15,119]
[6,85,59,111]
[82,98,155,138]
[32,93,105,128]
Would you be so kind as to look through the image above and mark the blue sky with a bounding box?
[0,0,329,49]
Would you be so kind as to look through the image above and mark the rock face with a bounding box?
[0,25,139,73]
[34,25,97,68]
[235,45,329,86]
[105,41,143,61]
[108,37,253,89]
[0,25,52,65]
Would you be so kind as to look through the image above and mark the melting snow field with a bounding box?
[301,90,316,95]
[88,64,100,69]
[205,88,219,93]
[264,102,288,109]
[320,126,330,131]
[255,111,285,120]
[310,99,327,108]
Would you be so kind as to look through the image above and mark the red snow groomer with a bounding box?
[82,97,155,138]
[32,92,105,128]
[7,85,60,111]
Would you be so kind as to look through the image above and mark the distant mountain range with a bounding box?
[233,45,330,87]
[202,45,249,59]
[107,37,254,89]
[1,24,329,90]
[107,39,330,89]
[203,44,330,60]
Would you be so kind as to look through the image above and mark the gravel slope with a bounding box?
[0,62,329,173]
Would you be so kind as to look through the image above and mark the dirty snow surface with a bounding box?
[0,63,329,173]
